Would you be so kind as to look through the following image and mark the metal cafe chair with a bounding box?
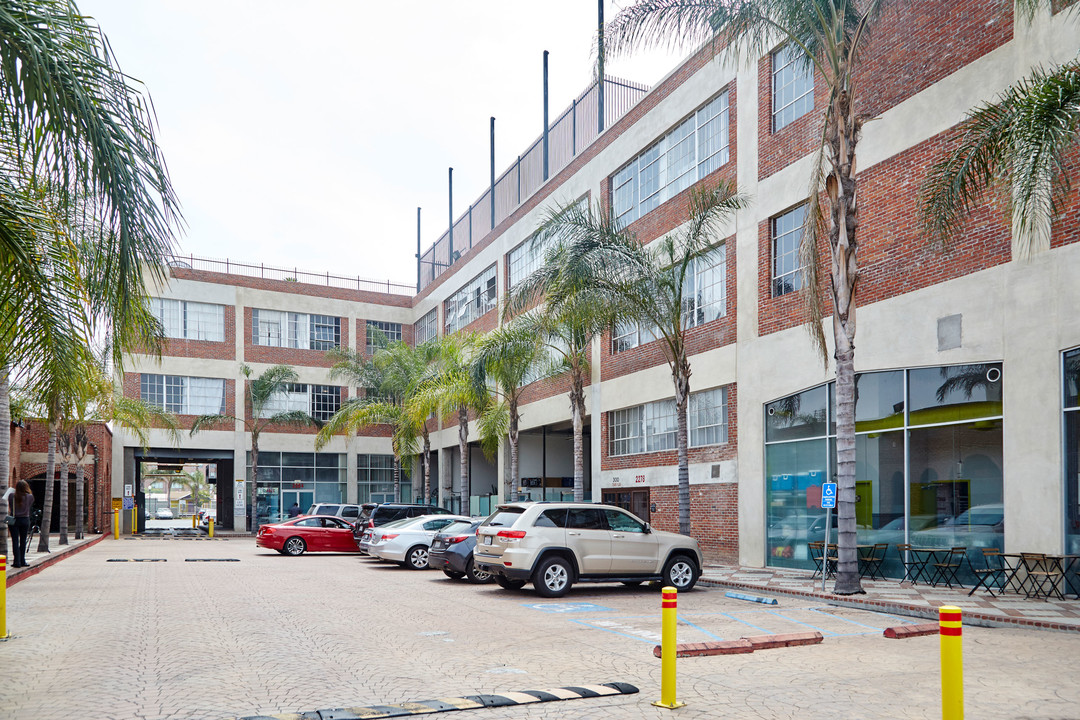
[1021,553,1065,600]
[968,548,1007,597]
[896,544,922,584]
[808,541,828,579]
[858,543,889,581]
[931,547,968,589]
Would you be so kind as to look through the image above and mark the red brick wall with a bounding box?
[1051,147,1080,249]
[125,372,238,431]
[8,423,20,486]
[757,54,827,180]
[243,308,348,368]
[649,483,738,564]
[600,384,738,472]
[158,305,236,360]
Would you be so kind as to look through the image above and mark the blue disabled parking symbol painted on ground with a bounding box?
[522,602,615,613]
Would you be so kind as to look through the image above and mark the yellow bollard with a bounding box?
[131,507,136,535]
[113,511,119,540]
[652,586,685,709]
[208,517,214,538]
[0,555,7,639]
[940,605,963,720]
[192,514,197,529]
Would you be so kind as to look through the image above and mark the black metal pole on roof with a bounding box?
[543,50,550,182]
[490,117,496,229]
[416,207,421,293]
[448,167,454,265]
[572,98,577,155]
[598,0,605,134]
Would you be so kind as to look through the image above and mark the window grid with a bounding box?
[415,308,438,345]
[366,320,402,354]
[445,265,497,334]
[151,298,224,342]
[684,245,727,329]
[614,91,730,227]
[690,387,728,447]
[611,321,640,354]
[310,315,341,351]
[253,309,283,346]
[140,374,225,415]
[772,44,814,131]
[310,385,342,421]
[772,205,806,297]
[608,387,729,456]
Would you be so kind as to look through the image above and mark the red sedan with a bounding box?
[256,515,361,556]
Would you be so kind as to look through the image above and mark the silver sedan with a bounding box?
[367,514,471,569]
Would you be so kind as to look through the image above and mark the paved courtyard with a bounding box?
[3,536,1079,720]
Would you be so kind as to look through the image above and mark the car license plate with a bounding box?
[433,541,442,548]
[483,536,492,545]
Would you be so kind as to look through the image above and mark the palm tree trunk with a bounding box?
[38,425,56,552]
[507,400,520,502]
[570,370,585,502]
[75,462,85,540]
[828,85,864,596]
[58,455,69,545]
[421,432,431,503]
[0,366,9,559]
[250,438,259,532]
[393,455,401,502]
[674,361,691,536]
[458,405,469,513]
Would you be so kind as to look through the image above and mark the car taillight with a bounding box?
[380,534,398,541]
[367,520,374,528]
[497,530,527,540]
[446,535,469,544]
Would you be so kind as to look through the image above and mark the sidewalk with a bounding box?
[6,533,105,586]
[699,563,1080,633]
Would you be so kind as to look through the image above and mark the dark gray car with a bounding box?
[428,519,493,584]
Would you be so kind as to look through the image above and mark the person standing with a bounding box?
[288,501,301,518]
[9,480,34,567]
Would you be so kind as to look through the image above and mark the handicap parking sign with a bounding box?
[821,482,837,509]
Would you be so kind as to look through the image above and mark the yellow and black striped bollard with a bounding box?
[940,605,963,720]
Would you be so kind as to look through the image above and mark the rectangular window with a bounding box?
[150,298,224,342]
[261,383,310,417]
[310,385,342,421]
[772,205,806,297]
[613,91,730,227]
[508,199,586,289]
[445,264,497,334]
[140,374,225,415]
[253,309,284,346]
[772,44,814,131]
[683,245,727,328]
[310,315,341,351]
[366,320,402,354]
[415,308,438,345]
[645,399,678,452]
[286,313,309,349]
[609,406,644,457]
[690,387,728,447]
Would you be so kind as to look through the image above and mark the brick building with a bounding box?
[114,3,1080,570]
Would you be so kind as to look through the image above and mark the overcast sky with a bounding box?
[79,1,687,287]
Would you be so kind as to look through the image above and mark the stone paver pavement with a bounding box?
[2,537,1079,720]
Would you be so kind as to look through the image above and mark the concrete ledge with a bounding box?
[653,632,822,658]
[884,623,940,639]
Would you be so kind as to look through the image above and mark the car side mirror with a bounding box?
[643,523,652,534]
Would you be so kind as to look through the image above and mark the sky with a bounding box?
[78,1,688,287]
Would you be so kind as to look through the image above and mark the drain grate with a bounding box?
[185,558,240,562]
[107,558,167,562]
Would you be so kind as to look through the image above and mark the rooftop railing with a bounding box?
[418,75,650,292]
[166,254,415,296]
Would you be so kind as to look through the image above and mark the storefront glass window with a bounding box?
[248,452,345,526]
[1064,348,1080,553]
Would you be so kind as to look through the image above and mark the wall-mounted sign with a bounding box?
[124,485,133,497]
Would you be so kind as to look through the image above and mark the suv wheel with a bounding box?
[494,574,526,591]
[533,556,573,598]
[662,555,699,591]
[404,545,429,570]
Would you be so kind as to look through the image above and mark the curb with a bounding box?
[884,623,939,639]
[7,533,109,588]
[698,577,1080,634]
[653,631,823,658]
[235,682,638,720]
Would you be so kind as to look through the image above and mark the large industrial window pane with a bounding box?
[771,205,805,296]
[908,363,1002,425]
[907,421,1003,585]
[854,370,904,432]
[766,438,828,570]
[765,384,828,442]
[1066,410,1080,554]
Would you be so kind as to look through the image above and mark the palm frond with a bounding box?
[189,413,238,435]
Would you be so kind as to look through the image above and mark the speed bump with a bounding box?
[235,682,638,719]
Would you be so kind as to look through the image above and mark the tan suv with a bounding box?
[474,502,702,598]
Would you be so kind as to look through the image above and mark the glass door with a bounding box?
[281,490,314,519]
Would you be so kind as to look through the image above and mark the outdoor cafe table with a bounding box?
[1000,553,1080,599]
[902,547,954,586]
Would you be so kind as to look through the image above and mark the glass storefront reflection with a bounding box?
[249,452,346,527]
[764,364,1004,579]
[1064,349,1080,553]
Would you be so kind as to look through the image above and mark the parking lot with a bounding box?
[3,536,1080,720]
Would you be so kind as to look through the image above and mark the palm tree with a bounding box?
[190,364,319,530]
[471,322,548,501]
[540,182,746,534]
[921,2,1078,257]
[606,0,895,594]
[506,273,616,502]
[420,334,490,512]
[317,340,441,503]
